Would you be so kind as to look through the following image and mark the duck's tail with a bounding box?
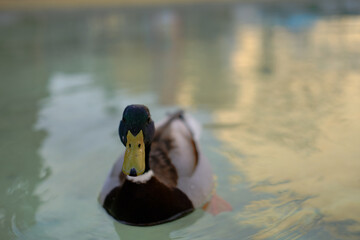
[169,110,202,141]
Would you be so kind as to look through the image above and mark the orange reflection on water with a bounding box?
[213,15,360,239]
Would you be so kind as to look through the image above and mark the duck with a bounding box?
[99,104,230,226]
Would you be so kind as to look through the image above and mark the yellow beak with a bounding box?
[122,130,145,176]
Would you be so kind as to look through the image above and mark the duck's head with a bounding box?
[119,105,155,177]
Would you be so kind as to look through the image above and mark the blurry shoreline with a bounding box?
[0,0,360,14]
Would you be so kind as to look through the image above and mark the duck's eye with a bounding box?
[122,118,126,123]
[147,117,151,123]
[138,144,141,148]
[129,144,131,148]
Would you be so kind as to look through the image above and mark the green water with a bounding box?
[1,3,360,240]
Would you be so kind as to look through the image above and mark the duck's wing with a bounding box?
[150,111,198,180]
[150,111,214,207]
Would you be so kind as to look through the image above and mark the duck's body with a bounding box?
[99,107,214,226]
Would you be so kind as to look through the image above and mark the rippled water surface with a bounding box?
[1,3,360,240]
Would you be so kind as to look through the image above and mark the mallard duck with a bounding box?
[99,104,229,226]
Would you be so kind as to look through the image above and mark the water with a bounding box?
[1,3,360,239]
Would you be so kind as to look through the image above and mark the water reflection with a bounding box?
[0,16,50,239]
[1,3,360,240]
[114,210,204,239]
[213,14,360,240]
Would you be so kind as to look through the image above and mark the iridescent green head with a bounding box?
[118,105,155,176]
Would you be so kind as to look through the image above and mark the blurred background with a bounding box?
[1,0,360,239]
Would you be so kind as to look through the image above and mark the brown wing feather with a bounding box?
[149,110,199,186]
[150,137,178,187]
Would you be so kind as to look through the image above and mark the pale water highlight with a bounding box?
[0,3,360,240]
